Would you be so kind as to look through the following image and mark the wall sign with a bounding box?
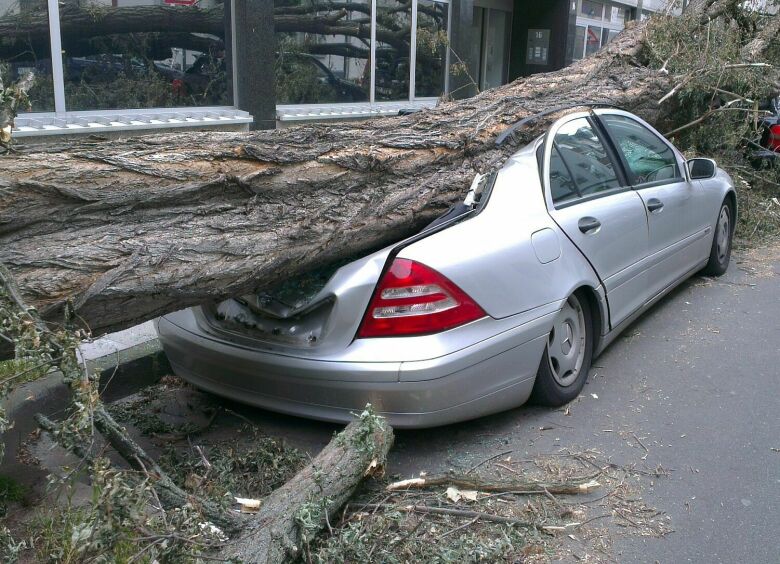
[526,29,550,65]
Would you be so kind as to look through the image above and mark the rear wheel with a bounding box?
[531,292,593,407]
[701,199,733,276]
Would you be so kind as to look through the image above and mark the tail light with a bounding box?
[768,125,780,151]
[357,258,486,338]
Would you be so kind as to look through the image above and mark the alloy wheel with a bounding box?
[716,205,730,264]
[547,295,587,387]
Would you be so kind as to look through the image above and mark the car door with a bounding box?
[597,112,711,299]
[544,115,650,328]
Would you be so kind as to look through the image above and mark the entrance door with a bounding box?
[469,6,512,92]
[481,9,511,89]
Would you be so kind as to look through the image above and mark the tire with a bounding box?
[530,292,594,407]
[701,198,734,276]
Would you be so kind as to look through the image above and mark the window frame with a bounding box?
[540,112,631,211]
[592,110,689,190]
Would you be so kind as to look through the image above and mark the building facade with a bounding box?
[2,0,669,138]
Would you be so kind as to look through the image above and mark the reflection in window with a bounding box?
[60,0,232,111]
[610,6,626,25]
[551,117,620,204]
[586,25,602,56]
[375,0,411,101]
[580,0,604,19]
[275,0,370,104]
[550,146,579,204]
[0,0,55,112]
[601,114,680,184]
[415,0,448,98]
[573,25,586,60]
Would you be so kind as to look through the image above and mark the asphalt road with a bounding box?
[223,243,780,563]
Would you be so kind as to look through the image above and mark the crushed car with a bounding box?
[157,108,737,428]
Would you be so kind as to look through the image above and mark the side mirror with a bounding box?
[687,158,717,180]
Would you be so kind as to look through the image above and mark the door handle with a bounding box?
[578,217,601,234]
[647,198,664,212]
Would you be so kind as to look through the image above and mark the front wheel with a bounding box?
[701,199,734,276]
[530,292,593,407]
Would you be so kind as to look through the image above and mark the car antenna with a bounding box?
[495,102,621,146]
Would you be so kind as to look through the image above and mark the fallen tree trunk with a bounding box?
[0,0,777,335]
[0,24,663,334]
[39,405,394,562]
[219,411,393,562]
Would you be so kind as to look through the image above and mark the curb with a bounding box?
[1,338,171,471]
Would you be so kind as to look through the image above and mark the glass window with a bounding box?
[601,114,681,185]
[607,29,620,44]
[275,0,370,105]
[375,0,412,101]
[481,9,511,90]
[551,117,620,205]
[610,5,626,24]
[586,25,602,56]
[456,6,483,98]
[59,1,232,111]
[550,146,579,204]
[415,0,448,98]
[573,25,586,60]
[580,0,604,19]
[601,28,610,47]
[0,0,55,112]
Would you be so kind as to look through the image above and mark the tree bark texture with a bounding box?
[0,0,776,335]
[219,415,394,563]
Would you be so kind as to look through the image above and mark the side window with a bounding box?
[550,117,621,206]
[550,146,578,203]
[601,114,681,185]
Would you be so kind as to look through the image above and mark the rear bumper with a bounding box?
[156,308,551,428]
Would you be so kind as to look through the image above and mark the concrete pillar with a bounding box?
[232,0,277,130]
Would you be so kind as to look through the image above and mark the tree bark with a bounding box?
[36,408,394,561]
[218,413,393,562]
[741,11,780,61]
[0,0,777,335]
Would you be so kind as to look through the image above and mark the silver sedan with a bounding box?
[157,108,736,428]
